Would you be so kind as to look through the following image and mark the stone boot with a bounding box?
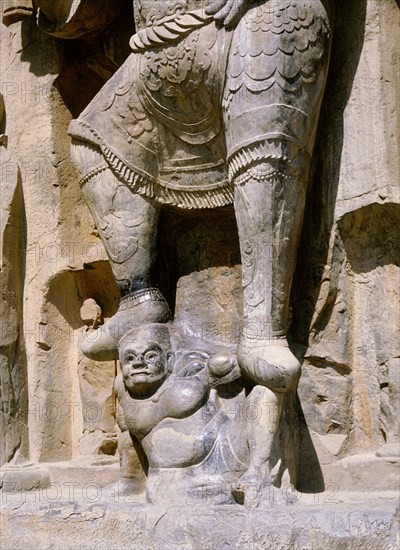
[237,331,300,392]
[81,288,171,361]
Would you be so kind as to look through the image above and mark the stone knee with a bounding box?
[70,139,108,183]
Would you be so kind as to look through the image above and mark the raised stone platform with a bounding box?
[1,488,398,550]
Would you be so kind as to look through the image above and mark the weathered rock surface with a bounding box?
[1,491,399,550]
[292,0,400,459]
[0,98,29,466]
[0,2,130,465]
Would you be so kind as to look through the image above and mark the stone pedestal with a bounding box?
[1,490,398,550]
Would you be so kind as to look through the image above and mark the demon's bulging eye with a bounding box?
[144,351,159,362]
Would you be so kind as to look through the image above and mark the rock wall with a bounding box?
[0,1,132,466]
[292,0,400,469]
[0,111,28,466]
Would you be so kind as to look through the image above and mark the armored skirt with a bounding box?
[68,0,332,209]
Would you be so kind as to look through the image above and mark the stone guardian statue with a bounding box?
[37,0,335,504]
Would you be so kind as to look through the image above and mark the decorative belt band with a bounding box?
[129,9,213,53]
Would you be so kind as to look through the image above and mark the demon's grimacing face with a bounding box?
[120,338,172,395]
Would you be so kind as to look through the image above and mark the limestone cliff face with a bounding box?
[0,0,398,489]
[0,133,28,466]
[293,0,400,462]
[0,2,131,464]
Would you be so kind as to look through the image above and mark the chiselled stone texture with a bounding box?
[0,2,133,466]
[2,1,33,27]
[0,96,28,466]
[292,0,400,460]
[0,494,399,550]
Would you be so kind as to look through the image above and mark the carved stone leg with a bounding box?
[233,158,306,504]
[71,141,171,360]
[232,386,284,507]
[115,431,147,497]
